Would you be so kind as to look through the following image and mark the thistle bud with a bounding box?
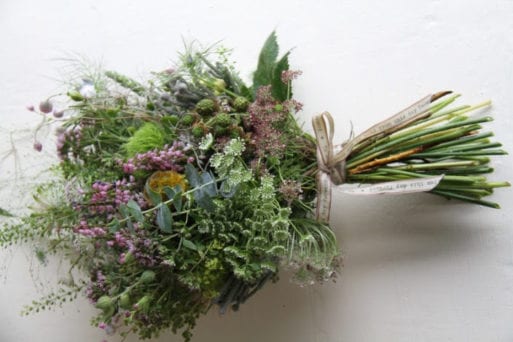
[39,100,53,114]
[119,293,131,309]
[195,99,216,116]
[33,142,43,152]
[139,270,156,284]
[233,97,249,112]
[213,79,226,93]
[95,295,114,312]
[53,110,64,118]
[134,295,151,313]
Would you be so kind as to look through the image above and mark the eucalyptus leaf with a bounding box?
[126,200,144,223]
[156,204,173,233]
[173,191,183,212]
[200,172,217,197]
[145,183,162,205]
[163,186,176,200]
[185,163,201,188]
[119,204,130,218]
[194,192,216,212]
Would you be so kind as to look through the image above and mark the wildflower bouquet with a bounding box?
[0,32,508,341]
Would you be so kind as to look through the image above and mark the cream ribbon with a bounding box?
[312,93,447,223]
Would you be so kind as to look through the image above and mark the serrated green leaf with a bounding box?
[182,239,197,251]
[271,51,290,101]
[253,31,279,94]
[0,207,14,217]
[156,204,173,233]
[126,200,144,223]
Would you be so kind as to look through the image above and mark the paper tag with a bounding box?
[316,172,333,223]
[358,94,432,141]
[333,94,432,163]
[337,175,444,195]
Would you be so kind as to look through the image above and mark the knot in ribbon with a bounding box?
[311,93,446,223]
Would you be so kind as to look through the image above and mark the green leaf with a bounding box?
[108,219,121,233]
[0,207,13,217]
[271,52,290,101]
[126,200,144,223]
[201,172,217,197]
[253,31,279,94]
[163,186,183,211]
[119,204,130,218]
[172,191,183,212]
[185,164,201,188]
[156,204,173,233]
[163,186,177,199]
[182,239,197,251]
[194,192,216,212]
[145,183,162,205]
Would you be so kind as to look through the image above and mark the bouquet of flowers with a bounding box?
[0,32,508,341]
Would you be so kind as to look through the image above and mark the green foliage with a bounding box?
[1,32,344,342]
[124,122,165,157]
[253,31,291,101]
[105,70,145,95]
[0,207,14,217]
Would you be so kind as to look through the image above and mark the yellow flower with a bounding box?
[146,170,187,201]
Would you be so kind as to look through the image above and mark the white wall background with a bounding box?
[1,1,513,341]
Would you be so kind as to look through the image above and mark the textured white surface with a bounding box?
[1,1,513,341]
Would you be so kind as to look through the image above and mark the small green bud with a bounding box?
[213,79,226,93]
[274,104,284,111]
[67,91,84,101]
[134,295,152,313]
[191,125,205,138]
[233,97,249,112]
[195,99,216,116]
[119,293,131,310]
[139,270,156,284]
[162,115,179,126]
[213,125,227,136]
[181,113,195,126]
[214,113,231,127]
[95,296,114,312]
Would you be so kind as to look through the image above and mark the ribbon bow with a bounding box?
[311,92,450,223]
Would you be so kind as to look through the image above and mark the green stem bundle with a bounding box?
[345,93,509,208]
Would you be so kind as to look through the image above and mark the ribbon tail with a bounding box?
[316,172,332,223]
